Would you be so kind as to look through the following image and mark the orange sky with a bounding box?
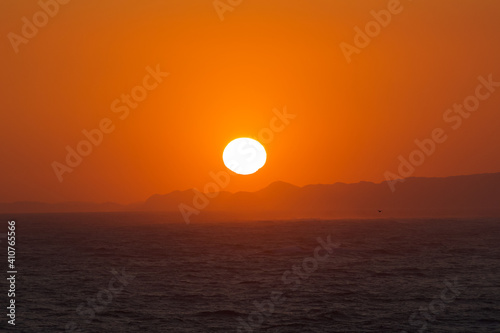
[1,0,500,204]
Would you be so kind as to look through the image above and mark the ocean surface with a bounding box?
[1,213,499,332]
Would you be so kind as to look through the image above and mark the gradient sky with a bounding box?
[1,0,500,204]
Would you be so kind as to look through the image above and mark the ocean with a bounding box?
[2,213,499,332]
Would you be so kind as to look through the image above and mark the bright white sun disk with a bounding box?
[223,138,266,175]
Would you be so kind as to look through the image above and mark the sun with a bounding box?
[223,138,267,175]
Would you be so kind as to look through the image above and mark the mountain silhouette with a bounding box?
[141,172,500,218]
[2,172,500,218]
